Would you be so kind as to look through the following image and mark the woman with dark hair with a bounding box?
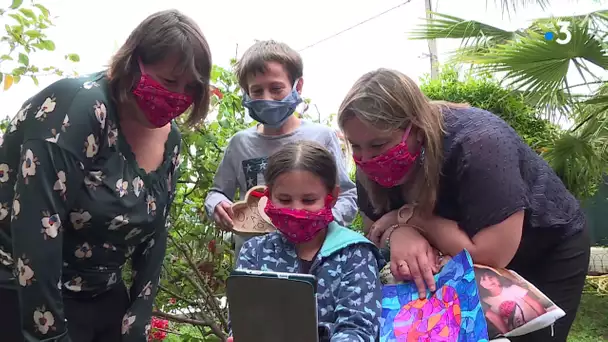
[0,9,212,342]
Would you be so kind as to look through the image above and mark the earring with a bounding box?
[419,147,426,164]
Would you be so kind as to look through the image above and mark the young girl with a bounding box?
[233,140,383,342]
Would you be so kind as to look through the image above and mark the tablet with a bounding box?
[227,269,319,342]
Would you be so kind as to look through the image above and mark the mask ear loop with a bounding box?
[402,124,413,143]
[137,58,147,75]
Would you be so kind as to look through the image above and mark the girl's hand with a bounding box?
[367,209,399,246]
[388,225,437,299]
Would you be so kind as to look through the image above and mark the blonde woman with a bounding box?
[337,68,590,342]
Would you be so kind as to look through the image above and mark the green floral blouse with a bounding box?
[0,72,181,341]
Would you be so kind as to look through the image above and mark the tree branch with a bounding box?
[159,284,200,307]
[168,234,228,330]
[153,310,211,326]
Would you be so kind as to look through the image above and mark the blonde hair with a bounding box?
[107,10,212,126]
[337,68,468,215]
[235,40,303,93]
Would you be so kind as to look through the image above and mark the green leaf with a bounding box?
[8,13,26,26]
[210,66,221,82]
[33,3,50,17]
[9,0,23,9]
[583,94,608,105]
[24,30,41,38]
[0,73,3,84]
[31,75,38,86]
[12,66,26,76]
[218,118,230,128]
[18,8,36,20]
[0,55,13,61]
[40,39,55,51]
[65,53,80,62]
[18,52,28,66]
[11,24,23,35]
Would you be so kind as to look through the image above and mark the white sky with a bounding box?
[0,0,606,125]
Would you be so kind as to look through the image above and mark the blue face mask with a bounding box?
[242,81,302,128]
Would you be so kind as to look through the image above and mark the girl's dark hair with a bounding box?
[475,267,514,298]
[264,140,338,192]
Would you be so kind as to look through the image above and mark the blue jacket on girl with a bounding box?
[237,222,384,342]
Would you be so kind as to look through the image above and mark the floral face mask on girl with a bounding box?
[132,59,194,128]
[354,124,421,188]
[263,189,334,244]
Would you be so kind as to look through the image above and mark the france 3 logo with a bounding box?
[544,21,572,45]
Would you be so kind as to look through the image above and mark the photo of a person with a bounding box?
[475,266,548,335]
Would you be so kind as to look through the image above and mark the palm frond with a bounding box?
[461,19,608,118]
[410,10,608,119]
[409,13,521,58]
[543,131,607,198]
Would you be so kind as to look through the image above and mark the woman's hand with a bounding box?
[388,225,438,299]
[366,209,399,246]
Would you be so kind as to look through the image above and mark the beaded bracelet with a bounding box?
[384,223,426,253]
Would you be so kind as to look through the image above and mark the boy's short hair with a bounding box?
[235,40,303,91]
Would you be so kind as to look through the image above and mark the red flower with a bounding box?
[197,260,214,275]
[148,317,169,341]
[210,86,223,99]
[168,298,176,305]
[208,239,217,255]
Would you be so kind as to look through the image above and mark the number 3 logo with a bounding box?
[556,21,572,45]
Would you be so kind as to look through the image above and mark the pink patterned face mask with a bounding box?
[354,124,421,188]
[263,189,334,244]
[132,59,194,128]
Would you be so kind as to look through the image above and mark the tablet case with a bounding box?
[227,270,318,342]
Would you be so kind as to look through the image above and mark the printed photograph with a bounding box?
[474,265,559,337]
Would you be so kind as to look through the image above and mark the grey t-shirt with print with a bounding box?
[204,120,358,251]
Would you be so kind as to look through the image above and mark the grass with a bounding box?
[568,285,608,342]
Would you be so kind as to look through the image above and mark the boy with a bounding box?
[204,40,358,253]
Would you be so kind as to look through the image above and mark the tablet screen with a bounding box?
[227,271,319,342]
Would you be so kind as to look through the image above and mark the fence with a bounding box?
[582,178,608,246]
